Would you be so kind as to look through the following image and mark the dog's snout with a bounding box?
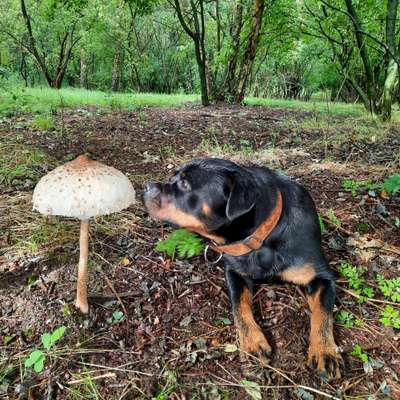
[144,182,161,197]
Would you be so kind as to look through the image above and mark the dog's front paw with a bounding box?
[308,343,343,380]
[239,325,272,366]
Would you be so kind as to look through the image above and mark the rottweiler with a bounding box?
[144,158,343,380]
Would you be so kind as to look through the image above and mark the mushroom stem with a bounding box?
[76,219,89,313]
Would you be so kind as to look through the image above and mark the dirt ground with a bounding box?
[0,104,399,399]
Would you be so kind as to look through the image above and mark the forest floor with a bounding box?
[0,101,399,400]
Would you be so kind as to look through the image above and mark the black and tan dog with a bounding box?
[144,158,343,380]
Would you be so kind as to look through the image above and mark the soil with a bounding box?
[0,104,399,399]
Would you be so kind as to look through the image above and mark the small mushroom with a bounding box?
[32,155,135,313]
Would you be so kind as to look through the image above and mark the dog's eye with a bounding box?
[178,179,191,191]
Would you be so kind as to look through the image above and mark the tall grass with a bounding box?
[245,96,366,116]
[0,86,199,114]
[1,86,397,121]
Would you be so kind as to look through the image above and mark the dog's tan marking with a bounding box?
[202,202,212,216]
[147,199,225,244]
[280,263,316,285]
[307,288,342,379]
[235,287,271,365]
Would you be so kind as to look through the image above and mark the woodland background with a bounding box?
[1,0,400,119]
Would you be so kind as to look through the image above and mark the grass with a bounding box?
[245,96,366,116]
[2,85,399,120]
[0,86,199,115]
[246,96,400,121]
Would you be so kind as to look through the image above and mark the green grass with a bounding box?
[2,86,400,121]
[247,96,400,121]
[246,96,368,117]
[0,86,199,114]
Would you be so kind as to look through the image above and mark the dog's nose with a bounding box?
[144,182,161,196]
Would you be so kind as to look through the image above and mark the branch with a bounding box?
[172,0,196,40]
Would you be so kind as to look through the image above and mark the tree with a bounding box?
[0,0,90,88]
[302,0,400,121]
[171,0,209,106]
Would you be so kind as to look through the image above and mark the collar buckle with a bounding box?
[204,245,223,264]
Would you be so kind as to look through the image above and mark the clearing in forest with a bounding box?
[0,102,399,399]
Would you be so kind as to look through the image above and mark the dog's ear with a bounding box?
[225,172,256,220]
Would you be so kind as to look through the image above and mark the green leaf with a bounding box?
[25,350,44,368]
[50,326,66,343]
[112,311,124,322]
[318,214,326,233]
[41,333,52,350]
[3,335,15,346]
[240,380,262,400]
[34,356,45,373]
[381,174,400,194]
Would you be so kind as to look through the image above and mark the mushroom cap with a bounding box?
[32,155,136,219]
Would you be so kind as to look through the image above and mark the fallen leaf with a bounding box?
[240,380,262,400]
[121,257,130,266]
[224,343,238,353]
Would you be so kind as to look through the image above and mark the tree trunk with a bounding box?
[80,48,87,89]
[344,0,378,116]
[173,0,209,105]
[193,40,209,106]
[20,0,53,87]
[190,0,209,105]
[381,59,398,121]
[223,2,244,99]
[381,0,399,121]
[235,0,265,103]
[111,44,122,92]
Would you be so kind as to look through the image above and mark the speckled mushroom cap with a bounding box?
[32,155,136,220]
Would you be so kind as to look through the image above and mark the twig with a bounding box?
[103,274,129,323]
[68,372,116,385]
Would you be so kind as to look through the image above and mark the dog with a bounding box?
[144,158,343,380]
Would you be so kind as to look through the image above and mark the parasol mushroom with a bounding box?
[32,155,135,313]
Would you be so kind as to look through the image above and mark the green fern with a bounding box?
[155,229,204,259]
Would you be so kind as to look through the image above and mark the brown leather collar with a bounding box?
[210,190,283,257]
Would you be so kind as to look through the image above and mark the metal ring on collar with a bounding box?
[204,245,223,264]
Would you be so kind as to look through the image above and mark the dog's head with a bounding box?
[144,158,258,242]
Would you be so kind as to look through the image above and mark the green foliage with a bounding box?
[338,263,365,291]
[0,87,198,115]
[155,229,204,259]
[240,380,262,400]
[351,344,369,363]
[342,179,363,197]
[327,209,341,228]
[152,370,177,400]
[335,310,355,328]
[342,179,378,197]
[107,310,125,324]
[381,174,400,195]
[338,262,374,303]
[342,175,400,197]
[376,275,400,303]
[30,115,55,130]
[0,148,45,187]
[24,326,66,373]
[24,350,45,373]
[318,214,326,233]
[379,306,400,329]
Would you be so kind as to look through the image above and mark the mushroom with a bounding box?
[32,155,135,313]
